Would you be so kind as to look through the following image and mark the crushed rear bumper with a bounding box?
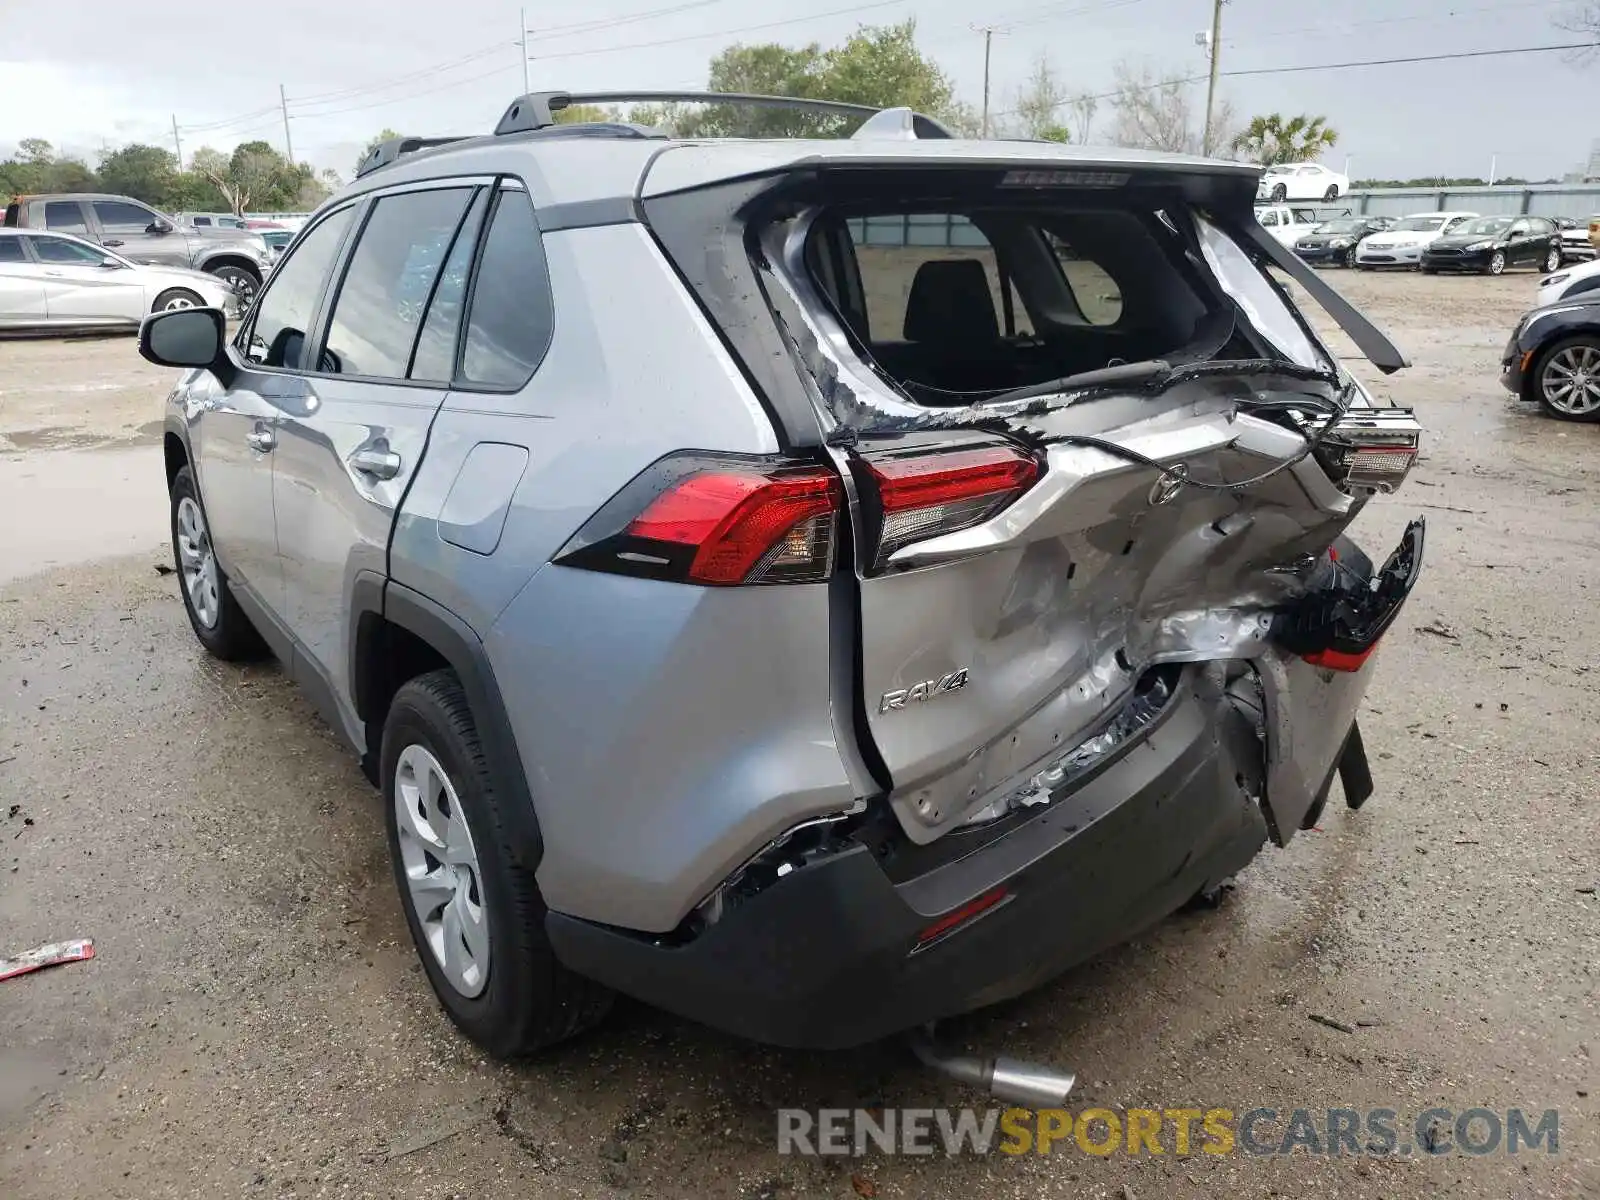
[546,667,1271,1048]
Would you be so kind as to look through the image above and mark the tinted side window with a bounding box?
[242,207,355,369]
[192,216,212,226]
[321,187,474,380]
[93,200,157,233]
[409,190,489,382]
[31,237,105,264]
[44,201,87,233]
[460,188,554,387]
[0,239,23,263]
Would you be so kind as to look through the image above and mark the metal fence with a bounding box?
[1345,184,1600,221]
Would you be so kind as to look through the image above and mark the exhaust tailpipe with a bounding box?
[908,1031,1076,1108]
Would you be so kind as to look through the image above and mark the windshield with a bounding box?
[1455,217,1511,237]
[1262,166,1292,176]
[1392,216,1448,233]
[1316,218,1363,234]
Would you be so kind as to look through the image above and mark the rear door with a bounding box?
[0,237,48,327]
[27,234,145,322]
[269,179,486,724]
[39,199,91,239]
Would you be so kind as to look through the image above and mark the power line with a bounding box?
[527,0,731,40]
[526,0,914,62]
[290,42,517,108]
[1226,0,1569,45]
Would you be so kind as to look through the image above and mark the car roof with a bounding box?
[328,131,1260,212]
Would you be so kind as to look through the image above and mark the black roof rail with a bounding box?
[355,135,471,179]
[495,90,896,136]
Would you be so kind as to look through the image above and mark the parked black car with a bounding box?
[1500,292,1600,421]
[1422,215,1562,276]
[1293,215,1395,267]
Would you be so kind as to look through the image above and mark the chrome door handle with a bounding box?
[43,270,64,277]
[349,446,401,480]
[245,427,275,453]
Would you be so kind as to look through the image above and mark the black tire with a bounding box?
[1323,185,1339,202]
[1530,335,1600,423]
[381,670,613,1057]
[1271,184,1287,202]
[152,287,206,314]
[1339,246,1354,268]
[169,465,267,660]
[206,263,261,310]
[1544,247,1562,273]
[1488,250,1507,276]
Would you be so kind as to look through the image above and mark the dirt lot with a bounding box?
[2,271,1598,1199]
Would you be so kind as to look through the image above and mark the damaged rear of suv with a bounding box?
[143,93,1424,1058]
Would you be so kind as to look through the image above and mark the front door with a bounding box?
[271,183,484,727]
[90,197,188,267]
[0,237,47,327]
[26,234,146,322]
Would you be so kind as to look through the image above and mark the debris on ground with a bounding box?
[1308,1014,1355,1034]
[1,937,94,982]
[1415,621,1459,641]
[153,563,175,576]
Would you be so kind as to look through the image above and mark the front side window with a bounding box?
[459,187,554,387]
[241,206,355,369]
[93,200,158,233]
[44,201,87,233]
[320,187,475,380]
[30,236,106,264]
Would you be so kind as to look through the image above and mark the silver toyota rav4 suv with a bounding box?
[139,92,1425,1059]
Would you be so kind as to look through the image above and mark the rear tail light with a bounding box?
[1314,406,1421,495]
[554,454,842,586]
[858,442,1040,571]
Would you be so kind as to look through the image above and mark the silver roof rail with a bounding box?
[493,90,950,138]
[354,136,470,179]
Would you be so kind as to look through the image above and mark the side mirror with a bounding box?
[99,255,123,269]
[139,307,234,385]
[147,221,172,235]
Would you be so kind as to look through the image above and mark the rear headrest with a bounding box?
[903,259,999,343]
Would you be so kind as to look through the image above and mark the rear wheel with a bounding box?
[1488,250,1507,276]
[152,287,205,313]
[382,670,613,1057]
[1323,185,1339,202]
[169,465,266,660]
[1270,184,1287,202]
[1533,336,1600,422]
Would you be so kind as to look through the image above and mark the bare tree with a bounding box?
[1107,59,1237,156]
[1008,55,1072,141]
[190,147,250,214]
[1107,60,1195,153]
[1064,90,1099,144]
[1556,2,1599,37]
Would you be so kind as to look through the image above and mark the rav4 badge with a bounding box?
[880,669,970,713]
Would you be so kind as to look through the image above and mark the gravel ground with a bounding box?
[1,271,1598,1199]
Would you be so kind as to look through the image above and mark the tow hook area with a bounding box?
[907,1026,1077,1108]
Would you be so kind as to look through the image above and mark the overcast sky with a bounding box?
[1,0,1595,182]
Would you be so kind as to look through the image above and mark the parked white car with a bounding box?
[1354,212,1479,269]
[1536,257,1600,307]
[1255,203,1348,247]
[1256,162,1349,203]
[0,228,235,332]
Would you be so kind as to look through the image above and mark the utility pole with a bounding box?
[1488,152,1498,186]
[520,7,530,94]
[279,84,294,162]
[972,24,1001,138]
[171,115,183,169]
[1202,0,1226,156]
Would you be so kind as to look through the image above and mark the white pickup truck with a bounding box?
[1255,203,1351,248]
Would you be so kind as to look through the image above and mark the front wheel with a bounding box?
[1339,246,1355,268]
[169,465,266,660]
[1323,185,1339,202]
[152,287,205,313]
[1270,184,1287,202]
[1544,247,1562,273]
[1488,250,1507,276]
[1533,336,1600,422]
[382,671,613,1057]
[207,264,260,310]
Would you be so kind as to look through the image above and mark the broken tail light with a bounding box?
[1314,407,1422,494]
[856,442,1040,572]
[1274,518,1426,672]
[554,453,842,586]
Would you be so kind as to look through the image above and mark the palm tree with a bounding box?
[1232,113,1339,166]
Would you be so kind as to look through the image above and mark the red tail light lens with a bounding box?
[555,454,842,586]
[860,443,1039,570]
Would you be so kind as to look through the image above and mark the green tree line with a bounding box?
[0,137,340,214]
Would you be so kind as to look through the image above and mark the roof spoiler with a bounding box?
[355,91,957,181]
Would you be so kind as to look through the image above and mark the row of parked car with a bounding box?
[1260,203,1599,275]
[0,192,293,333]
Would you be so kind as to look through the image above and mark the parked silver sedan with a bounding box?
[0,229,235,333]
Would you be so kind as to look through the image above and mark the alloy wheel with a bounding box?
[1489,251,1506,276]
[162,293,197,311]
[393,744,490,998]
[1541,343,1600,417]
[174,496,220,629]
[1545,248,1562,273]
